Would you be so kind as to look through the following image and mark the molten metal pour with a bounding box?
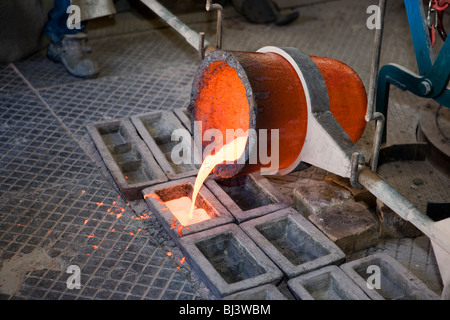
[165,197,210,225]
[188,135,248,220]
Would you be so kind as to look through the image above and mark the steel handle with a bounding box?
[358,166,450,256]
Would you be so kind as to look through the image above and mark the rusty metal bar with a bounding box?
[365,0,387,173]
[366,0,387,121]
[369,111,385,172]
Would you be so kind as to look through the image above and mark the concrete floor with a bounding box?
[0,0,449,300]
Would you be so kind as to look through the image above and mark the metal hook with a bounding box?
[206,0,223,50]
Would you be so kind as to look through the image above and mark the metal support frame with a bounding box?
[376,0,450,142]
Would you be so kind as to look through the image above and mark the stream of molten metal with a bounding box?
[187,135,248,220]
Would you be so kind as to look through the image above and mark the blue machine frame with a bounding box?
[376,0,449,141]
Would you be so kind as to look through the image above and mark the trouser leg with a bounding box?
[44,0,87,43]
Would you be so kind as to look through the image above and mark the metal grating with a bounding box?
[0,171,206,300]
[0,91,97,198]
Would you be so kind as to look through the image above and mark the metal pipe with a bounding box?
[206,0,223,49]
[140,0,211,52]
[358,166,450,255]
[366,0,387,121]
[216,8,223,49]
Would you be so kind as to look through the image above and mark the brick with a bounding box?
[240,208,345,279]
[340,253,440,300]
[179,224,283,298]
[287,265,370,300]
[293,180,353,217]
[376,199,422,239]
[308,202,379,254]
[206,173,290,223]
[325,173,376,208]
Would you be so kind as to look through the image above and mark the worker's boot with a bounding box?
[47,32,99,79]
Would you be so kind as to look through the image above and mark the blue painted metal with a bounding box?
[407,0,434,74]
[376,0,449,141]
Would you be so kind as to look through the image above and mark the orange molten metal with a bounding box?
[189,49,367,178]
[165,197,210,226]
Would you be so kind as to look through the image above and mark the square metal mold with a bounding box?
[142,177,234,240]
[287,265,370,300]
[130,110,200,180]
[86,118,167,200]
[340,253,440,300]
[206,173,290,223]
[240,208,345,279]
[179,223,283,298]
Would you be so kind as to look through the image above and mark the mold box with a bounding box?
[142,177,234,239]
[340,253,440,300]
[179,224,283,298]
[131,111,200,180]
[287,265,370,300]
[86,119,167,200]
[240,208,345,279]
[206,173,290,223]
